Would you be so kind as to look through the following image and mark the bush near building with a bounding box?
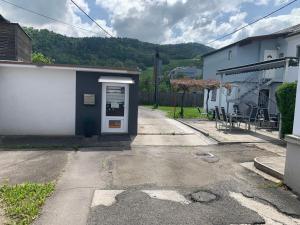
[276,82,297,137]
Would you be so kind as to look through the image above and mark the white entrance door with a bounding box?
[101,83,129,133]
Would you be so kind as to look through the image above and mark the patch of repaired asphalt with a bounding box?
[91,190,125,207]
[87,189,265,225]
[230,192,300,224]
[142,190,191,204]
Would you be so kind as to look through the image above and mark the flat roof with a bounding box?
[0,60,140,75]
[216,57,299,76]
[203,33,288,57]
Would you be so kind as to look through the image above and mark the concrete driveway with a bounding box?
[132,106,215,146]
[1,106,300,225]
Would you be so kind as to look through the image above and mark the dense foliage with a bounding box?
[32,52,53,64]
[24,27,213,70]
[276,82,297,136]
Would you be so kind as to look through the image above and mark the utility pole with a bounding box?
[153,48,162,108]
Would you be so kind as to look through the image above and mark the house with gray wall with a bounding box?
[202,24,300,115]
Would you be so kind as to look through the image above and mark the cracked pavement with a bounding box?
[1,106,300,225]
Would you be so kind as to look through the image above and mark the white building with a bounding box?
[284,65,300,195]
[0,61,139,136]
[202,24,300,115]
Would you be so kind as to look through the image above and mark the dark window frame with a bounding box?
[228,50,232,60]
[297,45,300,58]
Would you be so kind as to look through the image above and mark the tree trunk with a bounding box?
[180,91,185,118]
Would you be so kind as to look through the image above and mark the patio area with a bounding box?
[178,119,286,156]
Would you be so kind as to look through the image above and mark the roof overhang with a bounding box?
[217,57,299,76]
[0,61,140,75]
[98,76,135,84]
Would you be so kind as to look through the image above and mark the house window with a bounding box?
[211,89,217,102]
[228,50,232,60]
[297,46,300,58]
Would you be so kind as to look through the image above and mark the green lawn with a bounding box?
[145,105,207,119]
[0,182,55,225]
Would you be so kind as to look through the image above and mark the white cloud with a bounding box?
[209,7,300,48]
[0,0,115,37]
[0,0,298,49]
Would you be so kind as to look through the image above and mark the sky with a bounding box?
[1,0,300,48]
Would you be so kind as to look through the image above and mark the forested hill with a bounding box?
[24,27,213,69]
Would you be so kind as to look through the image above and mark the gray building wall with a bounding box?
[75,71,139,136]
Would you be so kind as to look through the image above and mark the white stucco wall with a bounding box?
[284,34,300,82]
[292,66,300,136]
[0,66,76,135]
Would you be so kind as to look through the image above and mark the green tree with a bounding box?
[32,52,54,64]
[276,82,297,137]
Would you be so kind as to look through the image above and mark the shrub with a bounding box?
[276,82,297,137]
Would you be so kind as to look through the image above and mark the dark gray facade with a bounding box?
[75,71,139,136]
[0,21,32,62]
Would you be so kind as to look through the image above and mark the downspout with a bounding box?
[284,58,290,82]
[219,73,224,108]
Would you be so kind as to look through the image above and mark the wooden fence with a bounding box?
[139,91,204,107]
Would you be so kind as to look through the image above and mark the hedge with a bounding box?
[276,82,297,137]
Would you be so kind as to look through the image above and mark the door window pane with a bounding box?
[106,86,125,116]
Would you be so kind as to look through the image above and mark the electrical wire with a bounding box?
[0,0,104,36]
[70,0,114,38]
[207,0,298,45]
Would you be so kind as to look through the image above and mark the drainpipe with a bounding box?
[219,73,224,108]
[284,58,290,82]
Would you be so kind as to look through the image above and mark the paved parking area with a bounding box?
[1,107,299,225]
[0,150,68,184]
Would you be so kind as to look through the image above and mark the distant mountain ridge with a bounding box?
[24,27,214,69]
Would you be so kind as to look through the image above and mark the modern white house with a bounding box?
[0,61,139,136]
[202,24,300,115]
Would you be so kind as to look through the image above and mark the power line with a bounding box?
[0,0,104,36]
[70,0,114,38]
[208,0,298,45]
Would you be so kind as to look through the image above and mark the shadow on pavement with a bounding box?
[0,135,133,151]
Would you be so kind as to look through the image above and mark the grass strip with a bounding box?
[0,182,55,225]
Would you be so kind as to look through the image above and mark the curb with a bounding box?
[175,119,211,137]
[254,157,284,180]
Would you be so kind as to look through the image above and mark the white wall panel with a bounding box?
[0,67,76,135]
[293,66,300,136]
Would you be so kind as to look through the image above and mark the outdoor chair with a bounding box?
[221,107,239,131]
[231,105,244,127]
[233,105,241,115]
[243,106,259,131]
[257,108,278,129]
[215,106,227,130]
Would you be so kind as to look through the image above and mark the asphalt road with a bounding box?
[0,107,299,225]
[86,107,300,225]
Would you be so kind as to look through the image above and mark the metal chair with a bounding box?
[243,106,259,131]
[221,107,239,131]
[258,108,278,129]
[215,106,227,130]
